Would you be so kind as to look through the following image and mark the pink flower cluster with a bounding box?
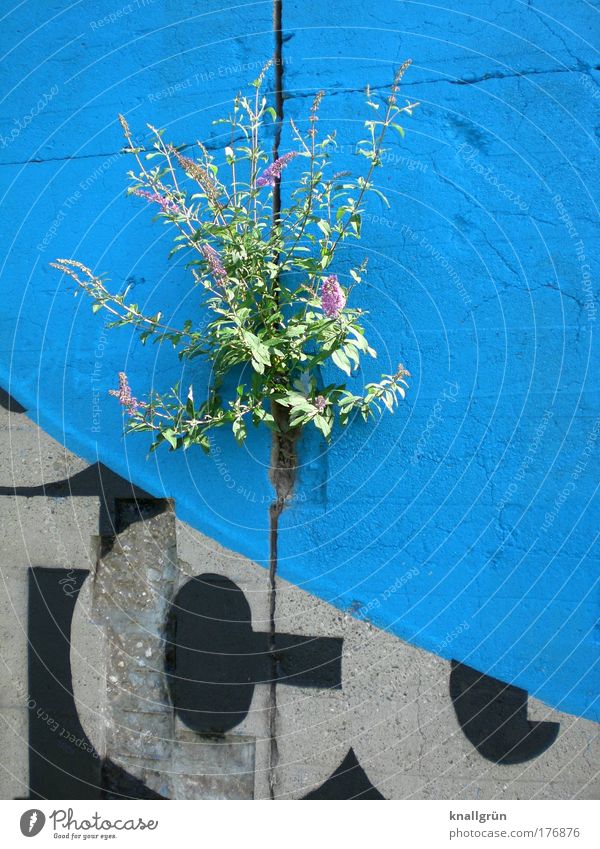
[201,244,228,284]
[133,188,178,214]
[320,274,346,318]
[314,395,327,413]
[256,151,298,188]
[109,372,144,416]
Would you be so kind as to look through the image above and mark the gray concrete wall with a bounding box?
[0,398,598,799]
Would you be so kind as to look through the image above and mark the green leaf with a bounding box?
[368,186,390,208]
[331,349,352,376]
[232,417,247,444]
[162,429,178,449]
[282,390,307,405]
[314,414,332,438]
[338,393,361,408]
[316,219,331,238]
[243,331,271,367]
[349,213,361,237]
[186,386,195,416]
[290,409,310,427]
[344,344,360,369]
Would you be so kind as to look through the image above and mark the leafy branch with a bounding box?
[51,61,417,453]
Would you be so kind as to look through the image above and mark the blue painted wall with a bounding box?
[0,1,598,720]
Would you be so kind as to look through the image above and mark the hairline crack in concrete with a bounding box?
[267,0,286,802]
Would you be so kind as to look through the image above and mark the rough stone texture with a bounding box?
[94,500,259,798]
[0,400,101,798]
[273,583,600,799]
[0,708,29,800]
[171,723,255,801]
[70,570,107,763]
[0,401,263,799]
[174,523,271,799]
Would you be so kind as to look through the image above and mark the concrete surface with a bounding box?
[0,398,598,799]
[0,0,598,723]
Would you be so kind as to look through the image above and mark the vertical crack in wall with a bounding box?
[267,499,280,800]
[267,0,285,801]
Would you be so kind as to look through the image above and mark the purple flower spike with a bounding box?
[320,274,346,318]
[109,372,144,416]
[314,395,327,413]
[201,244,228,284]
[256,151,298,188]
[133,188,178,214]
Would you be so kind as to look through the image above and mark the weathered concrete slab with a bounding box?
[272,577,600,800]
[0,708,29,800]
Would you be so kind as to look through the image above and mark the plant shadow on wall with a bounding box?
[50,59,416,797]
